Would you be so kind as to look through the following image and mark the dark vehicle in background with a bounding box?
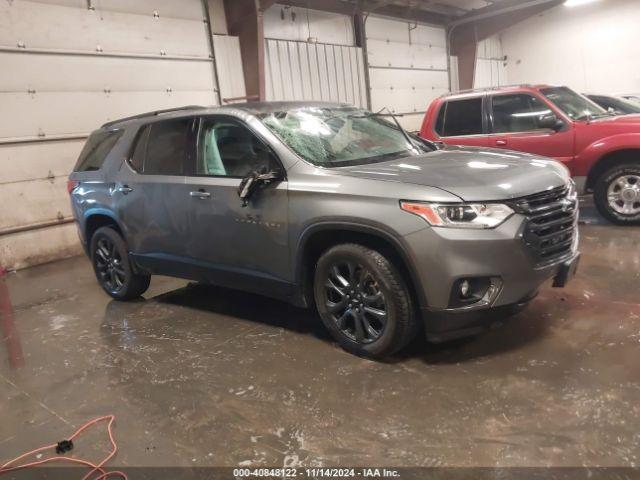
[585,94,640,115]
[69,102,579,358]
[420,85,640,225]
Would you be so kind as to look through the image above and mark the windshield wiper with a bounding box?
[350,108,438,152]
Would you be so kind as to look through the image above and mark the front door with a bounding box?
[487,93,575,167]
[184,115,290,298]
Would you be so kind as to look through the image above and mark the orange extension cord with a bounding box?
[0,415,126,480]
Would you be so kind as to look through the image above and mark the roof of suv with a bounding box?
[101,101,349,129]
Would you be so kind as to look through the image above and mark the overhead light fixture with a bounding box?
[564,0,600,7]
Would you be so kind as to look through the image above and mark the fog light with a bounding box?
[460,279,471,298]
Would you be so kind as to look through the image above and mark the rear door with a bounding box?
[487,92,575,165]
[433,96,489,147]
[115,118,195,266]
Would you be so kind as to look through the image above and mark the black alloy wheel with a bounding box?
[314,243,418,358]
[90,226,150,300]
[94,236,126,294]
[324,260,388,344]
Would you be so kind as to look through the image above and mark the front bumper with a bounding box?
[402,213,579,340]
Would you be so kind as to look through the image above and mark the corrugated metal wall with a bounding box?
[263,5,366,108]
[265,39,367,108]
[365,16,449,131]
[474,35,507,89]
[0,0,236,270]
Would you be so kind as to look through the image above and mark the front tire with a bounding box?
[594,163,640,225]
[90,226,150,300]
[313,243,418,358]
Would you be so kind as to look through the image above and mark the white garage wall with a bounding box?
[264,4,355,46]
[474,35,507,89]
[501,0,640,94]
[365,16,449,131]
[0,0,228,270]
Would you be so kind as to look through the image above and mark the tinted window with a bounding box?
[144,119,192,175]
[434,103,446,135]
[198,118,278,177]
[491,94,553,133]
[587,95,640,115]
[441,98,483,136]
[129,125,150,172]
[74,129,123,172]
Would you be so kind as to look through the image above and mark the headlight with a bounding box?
[400,201,514,229]
[567,179,577,201]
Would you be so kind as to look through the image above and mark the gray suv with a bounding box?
[69,102,580,358]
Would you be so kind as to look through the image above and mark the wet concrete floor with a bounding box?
[1,205,639,470]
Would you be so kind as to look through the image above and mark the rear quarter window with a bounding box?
[74,129,124,172]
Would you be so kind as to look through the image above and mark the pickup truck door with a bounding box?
[487,93,575,168]
[434,95,490,147]
[183,115,291,298]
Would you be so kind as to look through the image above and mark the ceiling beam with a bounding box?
[279,0,451,25]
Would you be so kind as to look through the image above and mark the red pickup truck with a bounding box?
[420,85,640,225]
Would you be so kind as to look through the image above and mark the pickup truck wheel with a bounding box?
[313,244,418,358]
[90,226,151,300]
[594,164,640,225]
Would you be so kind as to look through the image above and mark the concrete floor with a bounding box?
[1,204,639,472]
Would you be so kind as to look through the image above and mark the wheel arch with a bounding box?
[294,222,426,311]
[584,148,640,192]
[83,209,126,247]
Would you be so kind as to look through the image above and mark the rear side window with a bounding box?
[129,125,150,172]
[439,98,483,137]
[74,129,123,171]
[129,119,192,175]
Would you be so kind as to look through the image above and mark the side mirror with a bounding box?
[538,113,563,131]
[237,167,281,206]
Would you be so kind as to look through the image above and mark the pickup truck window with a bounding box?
[541,86,608,121]
[491,94,552,133]
[436,98,483,137]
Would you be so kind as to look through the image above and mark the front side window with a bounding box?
[74,129,123,172]
[439,98,484,137]
[197,118,277,177]
[259,106,433,167]
[541,86,608,120]
[491,94,553,133]
[142,119,192,175]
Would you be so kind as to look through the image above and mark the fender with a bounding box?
[575,133,640,177]
[83,208,128,244]
[293,219,428,309]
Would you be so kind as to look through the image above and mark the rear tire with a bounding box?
[594,163,640,225]
[90,226,150,300]
[313,243,418,359]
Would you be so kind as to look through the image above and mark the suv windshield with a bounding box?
[541,86,609,120]
[260,106,433,167]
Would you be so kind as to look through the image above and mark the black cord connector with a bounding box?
[56,439,74,454]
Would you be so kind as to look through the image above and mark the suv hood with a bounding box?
[334,146,569,202]
[589,113,640,126]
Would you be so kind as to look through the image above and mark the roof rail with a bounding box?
[101,105,207,128]
[445,84,537,96]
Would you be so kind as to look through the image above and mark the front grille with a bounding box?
[513,185,578,266]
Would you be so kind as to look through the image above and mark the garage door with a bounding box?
[265,38,367,108]
[0,0,220,270]
[365,16,450,131]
